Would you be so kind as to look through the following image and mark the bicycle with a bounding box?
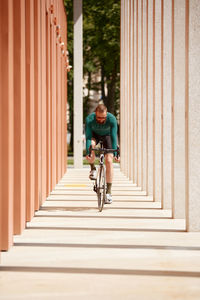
[89,141,120,212]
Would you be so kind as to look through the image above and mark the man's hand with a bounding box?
[86,154,95,164]
[114,156,120,163]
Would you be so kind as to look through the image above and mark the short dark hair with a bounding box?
[95,104,107,113]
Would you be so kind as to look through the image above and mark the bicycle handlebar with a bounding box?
[88,145,120,159]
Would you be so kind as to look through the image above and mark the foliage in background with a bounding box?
[83,0,120,115]
[64,0,120,152]
[64,0,74,150]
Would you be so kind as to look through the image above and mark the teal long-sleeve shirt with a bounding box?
[85,112,118,156]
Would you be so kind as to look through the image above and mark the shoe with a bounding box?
[104,194,112,204]
[89,169,97,180]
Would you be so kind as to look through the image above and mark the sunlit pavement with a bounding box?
[0,168,200,299]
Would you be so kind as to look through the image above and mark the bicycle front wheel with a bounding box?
[97,165,106,212]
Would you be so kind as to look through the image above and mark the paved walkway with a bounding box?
[1,168,200,299]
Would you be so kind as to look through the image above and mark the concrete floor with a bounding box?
[1,167,200,299]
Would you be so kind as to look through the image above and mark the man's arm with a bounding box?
[110,115,118,156]
[85,118,93,155]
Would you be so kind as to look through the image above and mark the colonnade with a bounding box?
[120,0,200,231]
[0,0,68,252]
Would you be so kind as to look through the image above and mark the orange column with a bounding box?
[64,60,67,172]
[49,10,53,192]
[25,0,35,221]
[46,3,51,196]
[52,6,57,189]
[1,0,14,250]
[57,47,62,181]
[61,56,64,176]
[34,0,42,211]
[13,0,26,234]
[56,43,59,182]
[0,0,2,256]
[41,0,47,203]
[0,0,67,253]
[51,3,55,190]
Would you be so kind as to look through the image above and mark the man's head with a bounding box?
[95,104,107,124]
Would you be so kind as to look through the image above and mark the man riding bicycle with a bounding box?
[85,104,120,204]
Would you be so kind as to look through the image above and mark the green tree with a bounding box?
[64,0,120,151]
[83,0,120,115]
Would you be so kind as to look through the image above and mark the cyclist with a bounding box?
[85,104,120,204]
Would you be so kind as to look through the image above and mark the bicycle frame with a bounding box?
[89,141,119,212]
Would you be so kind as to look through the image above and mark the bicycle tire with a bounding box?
[97,165,106,212]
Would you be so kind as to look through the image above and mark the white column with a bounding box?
[163,0,172,209]
[187,0,200,231]
[154,0,162,202]
[143,0,147,193]
[73,0,83,168]
[134,0,138,184]
[173,0,186,218]
[138,0,142,188]
[147,0,153,197]
[120,0,125,174]
[130,0,134,182]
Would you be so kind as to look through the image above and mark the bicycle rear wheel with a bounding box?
[97,165,106,212]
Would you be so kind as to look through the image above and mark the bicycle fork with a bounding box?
[93,155,104,194]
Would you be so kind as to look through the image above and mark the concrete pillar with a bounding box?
[173,0,186,218]
[129,0,134,182]
[124,0,128,177]
[34,0,42,211]
[127,0,131,179]
[25,0,35,222]
[56,43,59,182]
[49,10,53,191]
[0,1,3,255]
[0,0,3,255]
[41,0,47,203]
[140,0,144,190]
[138,0,142,188]
[163,0,172,209]
[54,1,58,182]
[132,0,136,184]
[143,0,147,193]
[49,6,53,192]
[52,7,57,190]
[120,0,125,174]
[13,0,26,234]
[73,0,83,168]
[51,4,57,191]
[125,0,128,177]
[57,44,61,181]
[46,3,51,196]
[126,0,130,178]
[187,0,200,231]
[61,55,65,175]
[134,0,138,184]
[154,0,162,202]
[1,0,14,250]
[147,0,154,197]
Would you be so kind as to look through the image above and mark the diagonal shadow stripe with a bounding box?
[1,266,200,278]
[26,226,186,232]
[13,242,200,251]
